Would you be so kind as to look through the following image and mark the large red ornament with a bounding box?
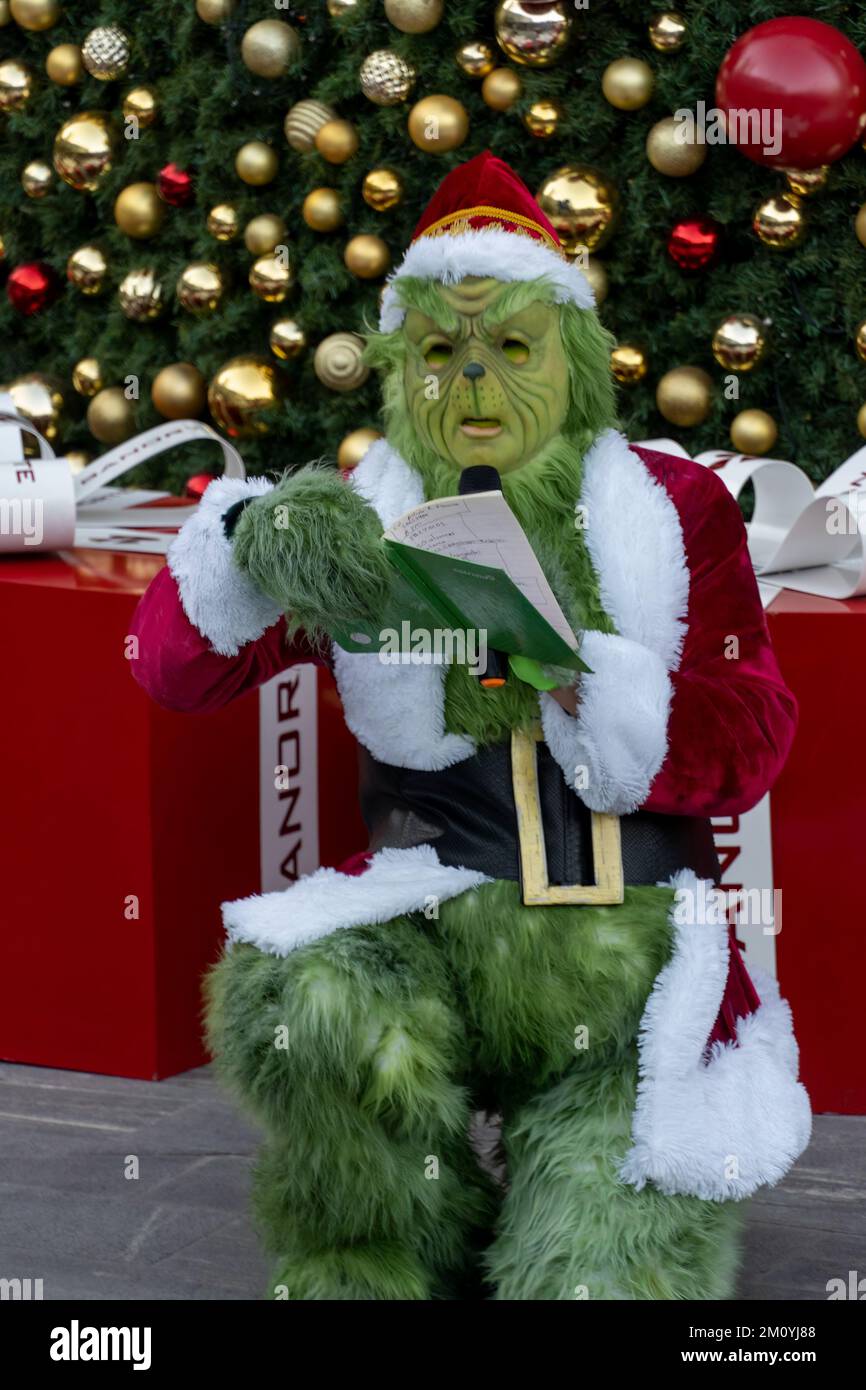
[157,163,194,207]
[184,472,217,500]
[667,217,720,271]
[716,18,866,169]
[7,261,60,315]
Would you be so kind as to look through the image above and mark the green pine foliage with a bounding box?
[1,0,865,490]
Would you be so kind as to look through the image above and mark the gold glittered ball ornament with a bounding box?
[249,253,294,302]
[269,318,306,361]
[730,409,777,455]
[785,166,829,198]
[711,314,767,373]
[235,141,278,186]
[284,99,336,152]
[302,187,344,232]
[314,333,369,392]
[494,0,572,68]
[71,357,103,397]
[855,205,866,247]
[87,387,136,445]
[602,57,654,111]
[196,0,235,22]
[344,234,390,279]
[118,267,164,320]
[151,363,207,419]
[611,344,648,385]
[53,111,118,192]
[536,165,620,253]
[649,11,687,52]
[646,117,706,177]
[753,194,805,250]
[656,366,713,427]
[240,19,301,78]
[456,41,495,78]
[207,355,287,439]
[408,95,469,153]
[81,25,131,81]
[481,67,522,111]
[4,374,64,440]
[67,244,108,295]
[10,0,59,30]
[314,119,359,164]
[114,182,165,238]
[360,50,417,106]
[177,262,227,315]
[21,160,53,199]
[582,256,608,305]
[385,0,443,34]
[855,320,866,364]
[857,404,866,439]
[0,59,32,111]
[523,100,561,139]
[207,203,240,242]
[338,427,382,470]
[362,167,403,212]
[122,87,157,128]
[46,44,83,86]
[244,213,287,255]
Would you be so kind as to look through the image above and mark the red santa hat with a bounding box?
[378,149,595,332]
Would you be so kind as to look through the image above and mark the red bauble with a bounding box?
[716,18,866,169]
[157,163,194,207]
[668,217,721,271]
[185,472,217,500]
[7,261,60,315]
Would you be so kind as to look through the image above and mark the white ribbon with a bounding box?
[0,396,245,555]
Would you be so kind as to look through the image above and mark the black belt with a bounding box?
[357,741,720,891]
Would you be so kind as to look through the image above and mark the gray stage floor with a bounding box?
[0,1061,861,1301]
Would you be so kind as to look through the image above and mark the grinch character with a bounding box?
[131,153,810,1300]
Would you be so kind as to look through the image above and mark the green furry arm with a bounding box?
[231,464,392,643]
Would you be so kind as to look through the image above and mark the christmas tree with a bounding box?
[1,0,865,492]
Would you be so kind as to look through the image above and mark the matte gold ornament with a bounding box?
[785,166,829,198]
[313,333,369,391]
[730,409,777,455]
[656,366,713,427]
[315,119,359,164]
[646,117,706,176]
[67,244,108,295]
[711,314,767,373]
[71,357,103,397]
[856,204,866,248]
[408,95,469,153]
[284,99,336,152]
[344,234,390,279]
[360,50,416,106]
[151,363,207,419]
[207,203,240,242]
[235,141,278,186]
[53,111,118,192]
[118,267,164,320]
[269,318,306,361]
[536,165,620,253]
[244,213,287,255]
[857,403,866,439]
[855,320,866,365]
[207,355,287,439]
[22,160,53,198]
[177,262,227,315]
[481,67,522,111]
[114,182,165,238]
[523,100,560,139]
[10,0,59,30]
[196,0,235,22]
[602,57,654,111]
[753,194,805,250]
[46,44,83,86]
[456,41,495,78]
[4,374,64,441]
[611,344,648,385]
[241,19,300,78]
[582,256,607,305]
[302,187,344,232]
[123,86,157,128]
[87,387,136,445]
[249,253,293,302]
[362,167,403,212]
[648,12,687,52]
[337,427,382,470]
[0,60,33,112]
[494,0,572,69]
[82,25,131,81]
[384,0,443,34]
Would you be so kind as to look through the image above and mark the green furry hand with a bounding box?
[232,465,392,642]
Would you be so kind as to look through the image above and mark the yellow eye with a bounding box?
[501,338,529,365]
[424,341,453,368]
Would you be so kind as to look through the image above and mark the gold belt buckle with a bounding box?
[511,725,624,907]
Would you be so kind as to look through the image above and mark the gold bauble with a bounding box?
[753,194,805,250]
[344,234,390,279]
[269,318,306,361]
[177,262,227,315]
[523,100,560,139]
[314,119,359,165]
[87,387,136,446]
[240,19,300,78]
[284,99,337,152]
[481,67,522,111]
[360,50,417,106]
[0,59,31,111]
[456,41,495,78]
[114,182,165,238]
[646,117,706,177]
[196,0,235,23]
[4,374,64,441]
[328,0,357,14]
[10,0,59,30]
[611,344,648,385]
[314,333,369,392]
[601,57,654,111]
[857,403,866,439]
[536,165,620,253]
[81,25,131,81]
[235,141,278,186]
[362,167,403,212]
[337,427,382,471]
[785,166,829,198]
[118,267,164,321]
[244,212,287,255]
[53,111,118,192]
[207,203,240,242]
[0,0,9,20]
[408,95,469,154]
[582,256,608,305]
[151,363,207,420]
[302,187,344,232]
[249,253,294,302]
[730,409,777,456]
[855,320,866,365]
[384,0,443,34]
[494,0,572,68]
[71,357,103,397]
[66,450,91,475]
[46,44,83,86]
[656,366,713,427]
[122,86,157,128]
[67,243,108,295]
[207,355,287,439]
[855,204,866,248]
[711,314,767,373]
[22,160,53,199]
[648,12,687,52]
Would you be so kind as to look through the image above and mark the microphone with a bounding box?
[458,466,509,689]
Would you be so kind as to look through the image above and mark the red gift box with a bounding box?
[0,550,364,1080]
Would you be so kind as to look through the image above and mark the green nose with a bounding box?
[462,361,486,381]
